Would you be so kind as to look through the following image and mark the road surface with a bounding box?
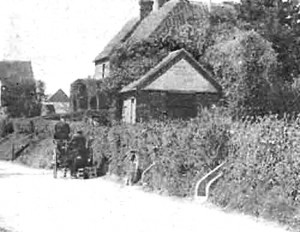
[0,161,289,232]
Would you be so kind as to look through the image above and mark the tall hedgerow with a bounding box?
[211,115,300,228]
[73,108,232,196]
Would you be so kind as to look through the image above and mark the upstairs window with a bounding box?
[102,63,106,78]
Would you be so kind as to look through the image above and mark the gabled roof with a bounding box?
[129,0,208,43]
[94,17,140,63]
[0,61,34,83]
[47,89,69,103]
[94,0,209,63]
[120,49,221,94]
[128,0,181,43]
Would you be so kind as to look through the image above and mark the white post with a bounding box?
[208,0,212,12]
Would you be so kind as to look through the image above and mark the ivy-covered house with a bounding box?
[71,0,222,121]
[93,0,210,80]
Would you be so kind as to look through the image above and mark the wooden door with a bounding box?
[122,97,136,123]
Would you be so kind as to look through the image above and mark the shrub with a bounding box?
[71,109,232,197]
[210,115,300,228]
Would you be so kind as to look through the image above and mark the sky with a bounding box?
[0,0,236,95]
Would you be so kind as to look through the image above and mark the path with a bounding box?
[0,161,289,232]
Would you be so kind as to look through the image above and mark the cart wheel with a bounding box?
[53,149,58,179]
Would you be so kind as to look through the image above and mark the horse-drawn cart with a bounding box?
[52,139,97,179]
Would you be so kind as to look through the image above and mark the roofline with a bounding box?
[93,56,109,64]
[181,50,222,93]
[121,89,221,95]
[121,49,222,93]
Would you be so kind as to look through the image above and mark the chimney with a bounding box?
[139,0,154,20]
[156,0,170,9]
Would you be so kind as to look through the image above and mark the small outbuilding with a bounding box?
[120,49,222,123]
[46,89,70,114]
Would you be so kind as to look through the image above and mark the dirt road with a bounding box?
[0,161,289,232]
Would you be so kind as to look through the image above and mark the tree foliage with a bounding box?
[204,30,278,118]
[237,0,300,83]
[95,0,300,119]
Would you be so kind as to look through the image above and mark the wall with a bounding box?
[50,102,70,114]
[136,91,167,122]
[134,90,220,122]
[196,93,221,109]
[70,80,88,112]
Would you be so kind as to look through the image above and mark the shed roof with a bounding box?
[120,49,221,94]
[47,89,69,103]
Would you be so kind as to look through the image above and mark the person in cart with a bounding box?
[54,116,71,141]
[68,130,88,176]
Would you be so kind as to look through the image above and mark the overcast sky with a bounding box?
[0,0,236,95]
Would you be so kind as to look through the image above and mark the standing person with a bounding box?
[126,150,140,185]
[54,116,70,141]
[53,116,71,168]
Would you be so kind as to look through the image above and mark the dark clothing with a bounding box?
[54,121,70,140]
[55,140,71,168]
[70,133,86,151]
[68,133,88,176]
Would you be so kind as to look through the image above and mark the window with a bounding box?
[102,63,106,78]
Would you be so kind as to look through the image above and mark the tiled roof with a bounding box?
[120,49,221,93]
[94,0,209,63]
[128,0,181,43]
[47,89,69,103]
[94,17,140,63]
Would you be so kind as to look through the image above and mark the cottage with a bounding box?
[120,49,221,123]
[93,0,209,79]
[71,0,222,120]
[45,89,70,114]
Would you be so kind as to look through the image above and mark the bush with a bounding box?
[73,111,300,228]
[72,109,232,197]
[210,115,300,228]
[13,109,300,229]
[13,117,54,138]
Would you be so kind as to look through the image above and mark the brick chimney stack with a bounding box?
[139,0,154,20]
[156,0,170,9]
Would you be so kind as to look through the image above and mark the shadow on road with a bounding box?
[0,173,45,178]
[0,227,14,232]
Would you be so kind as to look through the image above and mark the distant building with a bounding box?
[45,89,70,114]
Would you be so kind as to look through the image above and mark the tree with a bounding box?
[204,30,278,118]
[2,78,40,117]
[36,80,46,103]
[237,0,300,83]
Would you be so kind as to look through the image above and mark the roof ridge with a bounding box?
[121,48,222,93]
[47,89,69,102]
